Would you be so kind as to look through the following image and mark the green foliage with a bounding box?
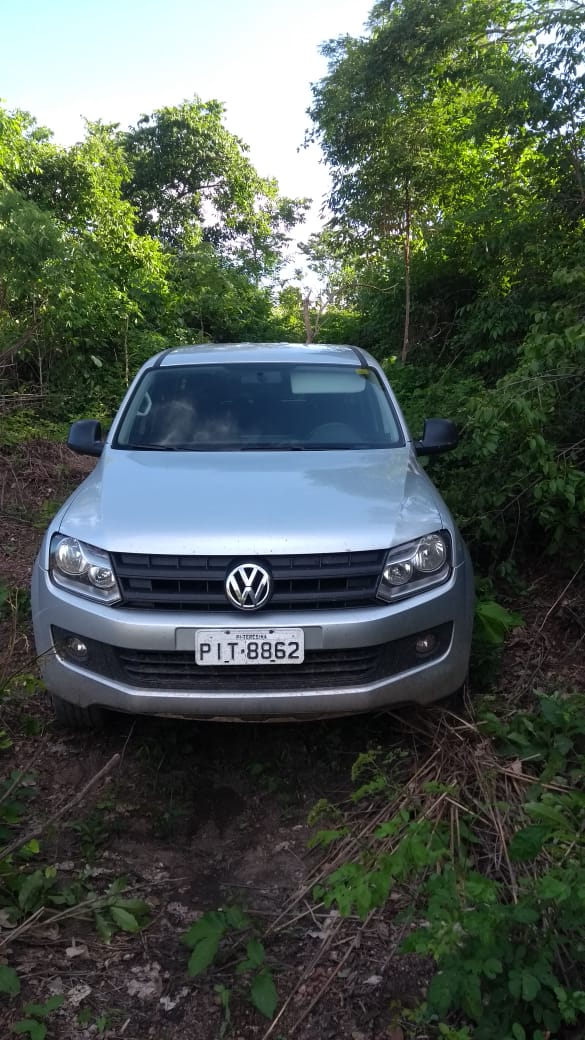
[480,690,585,783]
[313,690,585,1038]
[0,98,307,420]
[1,947,63,1038]
[350,746,409,802]
[10,995,64,1040]
[76,1008,118,1035]
[382,300,585,564]
[315,813,451,918]
[183,906,279,1019]
[214,983,232,1038]
[405,862,585,1039]
[71,796,124,862]
[249,968,278,1020]
[0,768,36,844]
[471,585,523,686]
[0,412,69,447]
[84,878,151,942]
[0,965,21,995]
[120,97,307,274]
[474,598,523,648]
[0,731,149,943]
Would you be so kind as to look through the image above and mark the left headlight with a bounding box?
[49,535,121,605]
[377,532,451,603]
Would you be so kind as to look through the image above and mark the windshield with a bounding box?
[113,363,404,451]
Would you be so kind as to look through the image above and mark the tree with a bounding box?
[1,107,169,409]
[287,229,357,343]
[0,98,309,411]
[119,97,309,280]
[308,0,539,360]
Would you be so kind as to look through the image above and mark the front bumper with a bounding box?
[31,552,474,719]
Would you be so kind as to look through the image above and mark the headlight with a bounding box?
[49,535,121,604]
[377,532,451,603]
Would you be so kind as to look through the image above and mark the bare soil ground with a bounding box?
[1,440,583,1040]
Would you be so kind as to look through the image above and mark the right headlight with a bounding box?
[49,535,121,605]
[377,531,451,603]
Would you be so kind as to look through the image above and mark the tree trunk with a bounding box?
[302,294,314,344]
[401,185,411,363]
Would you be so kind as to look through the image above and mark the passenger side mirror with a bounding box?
[414,418,458,457]
[67,419,104,457]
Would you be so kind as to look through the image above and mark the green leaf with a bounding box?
[475,600,523,644]
[536,874,572,901]
[182,911,226,949]
[509,969,522,999]
[187,935,221,976]
[512,1024,526,1040]
[249,969,278,1019]
[538,696,565,727]
[17,870,45,911]
[22,839,40,856]
[509,825,551,861]
[111,897,150,915]
[23,996,64,1018]
[461,972,483,1022]
[522,970,541,1001]
[483,957,503,979]
[245,939,266,969]
[11,1021,46,1040]
[94,911,114,943]
[224,905,250,930]
[0,965,20,995]
[524,801,572,829]
[428,971,458,1016]
[110,906,140,932]
[106,876,128,896]
[511,905,540,924]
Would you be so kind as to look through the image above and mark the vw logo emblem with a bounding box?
[225,563,272,611]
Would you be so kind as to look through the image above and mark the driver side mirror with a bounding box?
[67,419,104,457]
[414,418,458,457]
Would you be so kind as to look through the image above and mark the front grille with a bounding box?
[52,624,453,693]
[112,550,387,612]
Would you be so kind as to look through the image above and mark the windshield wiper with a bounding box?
[121,441,312,452]
[237,442,307,451]
[121,442,198,451]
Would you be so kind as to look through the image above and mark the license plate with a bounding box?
[195,628,304,666]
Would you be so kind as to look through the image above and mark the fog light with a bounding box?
[415,633,437,656]
[63,636,89,663]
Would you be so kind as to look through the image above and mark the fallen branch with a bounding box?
[260,930,335,1040]
[537,561,584,632]
[0,753,120,860]
[289,915,374,1036]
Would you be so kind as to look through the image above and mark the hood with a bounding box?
[58,447,446,555]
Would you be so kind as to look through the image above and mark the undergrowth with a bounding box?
[309,690,585,1039]
[0,665,150,1034]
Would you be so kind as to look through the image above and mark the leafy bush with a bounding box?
[310,691,585,1039]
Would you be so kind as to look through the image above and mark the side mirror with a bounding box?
[67,419,104,457]
[415,418,458,457]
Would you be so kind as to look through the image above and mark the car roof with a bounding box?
[153,343,368,368]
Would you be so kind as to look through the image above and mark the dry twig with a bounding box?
[0,753,120,859]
